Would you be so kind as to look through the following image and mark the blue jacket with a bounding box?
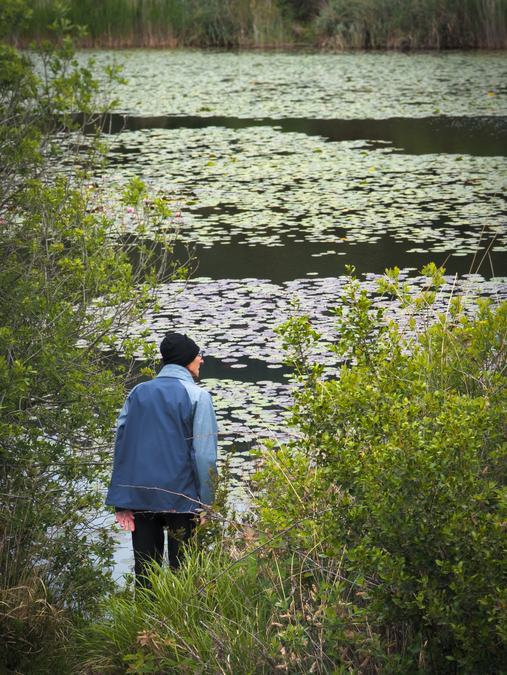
[106,364,218,513]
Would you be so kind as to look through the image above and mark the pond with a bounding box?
[85,49,507,576]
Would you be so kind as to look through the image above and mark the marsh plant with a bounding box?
[314,0,507,49]
[80,266,506,673]
[17,0,507,48]
[22,0,290,48]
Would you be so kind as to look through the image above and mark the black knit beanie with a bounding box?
[160,332,200,366]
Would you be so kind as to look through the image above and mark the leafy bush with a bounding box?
[256,266,507,672]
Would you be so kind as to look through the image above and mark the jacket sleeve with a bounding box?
[193,390,218,506]
[111,393,132,512]
[116,397,130,431]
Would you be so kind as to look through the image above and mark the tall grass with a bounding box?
[24,0,291,48]
[0,573,72,673]
[314,0,507,49]
[77,546,282,673]
[17,0,507,48]
[77,540,376,673]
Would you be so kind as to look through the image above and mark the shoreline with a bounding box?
[9,38,507,52]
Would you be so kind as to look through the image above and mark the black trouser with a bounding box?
[131,511,197,588]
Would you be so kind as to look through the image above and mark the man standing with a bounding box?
[106,332,218,586]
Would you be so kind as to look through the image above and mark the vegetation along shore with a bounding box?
[11,0,507,50]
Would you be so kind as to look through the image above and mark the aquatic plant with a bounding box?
[101,125,507,254]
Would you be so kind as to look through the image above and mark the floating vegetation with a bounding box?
[86,50,507,119]
[100,125,506,259]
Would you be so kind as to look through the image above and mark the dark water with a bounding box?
[97,113,507,157]
[183,235,504,283]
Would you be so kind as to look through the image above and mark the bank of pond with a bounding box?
[16,0,507,50]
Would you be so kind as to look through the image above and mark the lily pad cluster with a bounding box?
[100,126,506,256]
[87,50,507,119]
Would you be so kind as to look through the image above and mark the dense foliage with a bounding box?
[2,2,505,672]
[258,266,507,671]
[313,0,506,49]
[0,6,184,672]
[15,0,507,49]
[80,267,506,673]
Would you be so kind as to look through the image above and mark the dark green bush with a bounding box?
[256,267,507,672]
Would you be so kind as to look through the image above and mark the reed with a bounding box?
[313,0,507,49]
[25,0,291,48]
[20,0,506,49]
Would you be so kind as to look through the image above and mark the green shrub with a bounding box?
[256,266,507,672]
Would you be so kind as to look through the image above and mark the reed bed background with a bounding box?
[16,0,507,49]
[22,0,289,48]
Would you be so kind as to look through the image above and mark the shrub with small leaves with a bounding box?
[257,267,507,672]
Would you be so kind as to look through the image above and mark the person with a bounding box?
[106,332,218,587]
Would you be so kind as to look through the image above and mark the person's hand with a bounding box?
[197,506,212,526]
[115,510,135,532]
